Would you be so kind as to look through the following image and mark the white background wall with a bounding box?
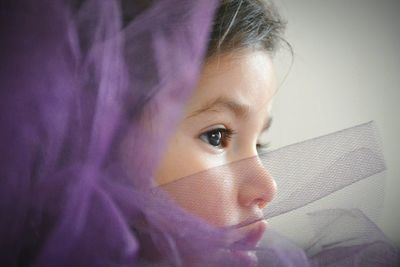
[269,0,400,245]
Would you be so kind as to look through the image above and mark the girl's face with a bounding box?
[155,49,277,228]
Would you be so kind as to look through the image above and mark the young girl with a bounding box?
[118,1,284,265]
[123,0,281,227]
[1,0,398,266]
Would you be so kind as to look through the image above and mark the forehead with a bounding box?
[187,49,277,113]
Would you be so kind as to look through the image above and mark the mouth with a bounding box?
[231,220,268,249]
[228,220,268,266]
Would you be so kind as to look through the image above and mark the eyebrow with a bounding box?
[187,96,251,119]
[186,96,273,131]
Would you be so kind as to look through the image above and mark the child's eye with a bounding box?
[199,128,235,148]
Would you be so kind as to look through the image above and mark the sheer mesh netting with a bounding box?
[0,0,398,266]
[154,122,398,266]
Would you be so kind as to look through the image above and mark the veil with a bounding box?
[0,0,398,266]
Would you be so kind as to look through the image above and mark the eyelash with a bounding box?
[199,127,236,149]
[199,128,271,152]
[256,142,271,153]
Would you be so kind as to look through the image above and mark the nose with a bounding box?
[237,156,277,209]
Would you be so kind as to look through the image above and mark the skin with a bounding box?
[155,49,277,227]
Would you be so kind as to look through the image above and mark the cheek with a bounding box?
[162,171,240,227]
[155,133,241,226]
[155,131,225,184]
[155,133,201,185]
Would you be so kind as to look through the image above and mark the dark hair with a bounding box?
[207,0,286,58]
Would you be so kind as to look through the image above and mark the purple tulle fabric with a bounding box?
[1,0,399,266]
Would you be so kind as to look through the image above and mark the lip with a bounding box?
[228,220,268,266]
[231,220,268,250]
